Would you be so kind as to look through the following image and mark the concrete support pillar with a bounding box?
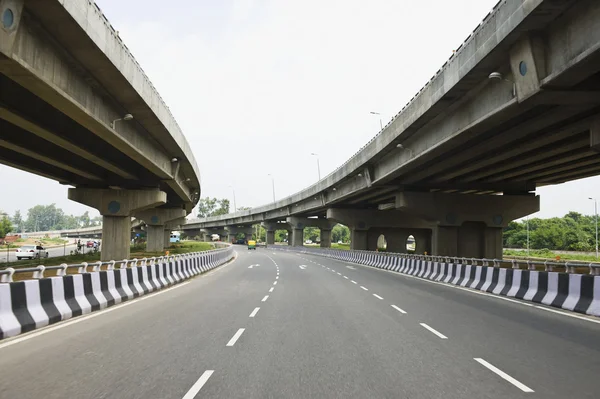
[163,229,171,249]
[68,188,166,261]
[397,192,539,259]
[287,230,292,246]
[102,216,132,260]
[135,208,186,252]
[228,234,237,243]
[291,228,304,247]
[245,233,253,243]
[320,229,332,248]
[266,230,275,245]
[351,229,368,251]
[146,225,165,252]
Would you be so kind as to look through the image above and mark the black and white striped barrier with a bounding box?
[271,246,600,317]
[0,247,234,340]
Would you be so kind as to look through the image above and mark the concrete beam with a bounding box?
[286,216,336,231]
[135,208,186,226]
[326,208,432,230]
[592,118,600,153]
[395,192,539,228]
[68,188,166,260]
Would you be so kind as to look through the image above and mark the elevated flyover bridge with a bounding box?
[0,0,200,260]
[187,0,600,259]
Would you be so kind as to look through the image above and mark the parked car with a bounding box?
[86,240,95,248]
[305,240,312,244]
[15,245,49,260]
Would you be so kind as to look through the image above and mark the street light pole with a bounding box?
[268,174,276,203]
[311,153,321,181]
[229,186,237,212]
[370,111,383,130]
[526,216,530,257]
[590,197,598,259]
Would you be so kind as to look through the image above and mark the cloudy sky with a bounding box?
[1,0,599,220]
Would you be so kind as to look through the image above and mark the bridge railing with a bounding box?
[0,245,235,340]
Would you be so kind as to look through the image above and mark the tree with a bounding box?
[11,210,23,233]
[332,224,350,243]
[196,198,231,218]
[0,215,13,238]
[25,204,66,232]
[80,211,91,227]
[303,227,320,242]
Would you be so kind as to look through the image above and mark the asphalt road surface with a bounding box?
[1,247,599,398]
[0,243,80,263]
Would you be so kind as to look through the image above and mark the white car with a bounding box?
[305,240,312,244]
[15,245,49,260]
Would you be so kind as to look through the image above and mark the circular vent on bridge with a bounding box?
[2,8,14,29]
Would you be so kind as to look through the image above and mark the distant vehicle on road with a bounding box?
[15,245,49,260]
[247,240,256,250]
[236,239,246,245]
[305,239,312,244]
[211,234,220,241]
[170,232,180,243]
[86,240,94,248]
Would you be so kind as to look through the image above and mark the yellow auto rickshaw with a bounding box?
[247,240,256,250]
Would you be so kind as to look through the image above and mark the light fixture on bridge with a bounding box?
[171,157,179,163]
[488,72,516,96]
[185,178,191,182]
[397,143,414,156]
[110,113,133,129]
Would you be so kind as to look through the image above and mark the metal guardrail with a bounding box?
[291,247,600,276]
[0,246,232,283]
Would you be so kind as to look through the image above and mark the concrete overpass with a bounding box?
[0,0,200,259]
[186,0,600,259]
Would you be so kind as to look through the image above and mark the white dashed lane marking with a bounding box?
[226,328,245,346]
[249,307,260,317]
[391,305,407,314]
[474,358,534,393]
[420,323,448,339]
[373,294,384,300]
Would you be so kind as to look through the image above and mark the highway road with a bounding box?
[1,247,599,398]
[0,243,83,263]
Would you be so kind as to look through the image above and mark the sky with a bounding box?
[1,0,599,220]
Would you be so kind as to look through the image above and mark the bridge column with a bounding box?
[226,226,253,243]
[266,230,275,245]
[68,188,166,261]
[327,209,433,253]
[134,209,186,252]
[286,217,336,248]
[396,192,539,259]
[320,228,332,248]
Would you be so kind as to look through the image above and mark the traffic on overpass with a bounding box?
[1,0,600,398]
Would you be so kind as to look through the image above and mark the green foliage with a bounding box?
[196,197,230,218]
[303,227,320,242]
[332,224,350,243]
[0,215,13,238]
[11,210,23,232]
[503,212,598,251]
[275,230,288,242]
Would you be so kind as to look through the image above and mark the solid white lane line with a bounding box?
[262,295,269,302]
[420,323,448,339]
[373,294,384,300]
[474,358,534,393]
[249,307,260,318]
[343,276,348,279]
[226,328,245,346]
[269,287,274,293]
[360,286,368,291]
[533,305,600,324]
[182,370,214,399]
[351,280,357,284]
[273,281,277,285]
[391,305,407,314]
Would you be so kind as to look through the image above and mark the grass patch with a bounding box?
[331,243,351,250]
[2,241,218,281]
[503,249,600,263]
